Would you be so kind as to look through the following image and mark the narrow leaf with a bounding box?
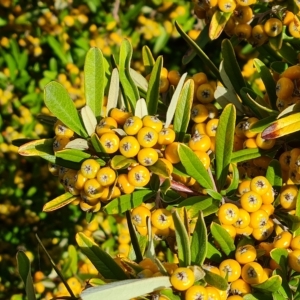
[253,58,277,110]
[66,138,89,150]
[165,73,188,128]
[55,149,91,163]
[178,143,214,190]
[174,79,194,142]
[18,138,55,163]
[44,82,88,137]
[106,68,119,116]
[130,68,148,92]
[210,222,235,256]
[270,248,288,277]
[221,39,246,97]
[119,39,139,110]
[172,210,191,267]
[146,55,162,115]
[84,47,105,118]
[80,277,171,300]
[262,112,300,140]
[190,211,207,265]
[135,98,149,119]
[204,270,228,291]
[142,45,155,75]
[16,251,37,300]
[175,21,221,82]
[81,105,97,136]
[266,159,282,196]
[209,11,232,40]
[206,241,222,263]
[43,192,77,212]
[247,115,278,134]
[104,190,156,214]
[252,275,282,292]
[215,104,236,190]
[231,148,265,164]
[76,232,128,280]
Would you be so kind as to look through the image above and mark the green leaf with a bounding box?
[80,277,171,300]
[204,270,228,291]
[55,149,91,163]
[174,79,194,142]
[148,159,170,178]
[210,222,235,256]
[90,133,109,158]
[153,25,170,54]
[159,288,181,300]
[178,143,214,190]
[110,155,136,170]
[68,245,78,275]
[76,232,128,280]
[243,293,273,300]
[175,21,221,82]
[270,248,288,277]
[209,11,232,40]
[43,192,77,212]
[273,269,293,300]
[253,58,277,110]
[18,138,55,162]
[84,48,105,118]
[44,81,88,137]
[186,197,219,218]
[270,61,288,74]
[231,148,265,164]
[215,104,236,190]
[165,73,188,129]
[142,45,155,75]
[47,36,68,65]
[221,39,246,97]
[146,55,162,115]
[106,68,120,116]
[5,53,17,82]
[252,275,282,292]
[206,241,223,263]
[223,163,239,196]
[104,190,156,214]
[277,40,298,65]
[247,115,278,134]
[274,211,300,232]
[172,210,191,267]
[190,211,207,265]
[182,25,209,65]
[16,251,37,300]
[205,190,223,201]
[266,160,282,196]
[119,39,139,111]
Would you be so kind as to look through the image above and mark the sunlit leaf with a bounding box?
[81,105,97,136]
[106,68,119,116]
[262,112,300,140]
[44,82,88,137]
[209,11,232,40]
[76,232,128,280]
[43,192,77,212]
[204,269,228,291]
[172,210,191,267]
[252,275,282,292]
[80,277,171,300]
[16,251,36,300]
[84,47,105,118]
[215,104,235,190]
[104,190,156,214]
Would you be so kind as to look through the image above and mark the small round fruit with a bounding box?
[235,244,257,264]
[143,115,163,132]
[264,18,283,37]
[218,203,240,225]
[219,259,241,282]
[165,142,180,164]
[117,174,135,194]
[151,208,172,230]
[249,209,269,229]
[119,136,140,158]
[96,167,116,186]
[128,165,151,187]
[158,127,176,145]
[80,159,101,179]
[241,262,265,284]
[240,191,262,212]
[123,116,143,135]
[170,267,195,291]
[250,176,270,195]
[273,231,292,249]
[100,132,120,154]
[137,148,159,166]
[288,250,300,272]
[230,278,251,295]
[185,285,208,300]
[137,127,158,148]
[191,104,209,123]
